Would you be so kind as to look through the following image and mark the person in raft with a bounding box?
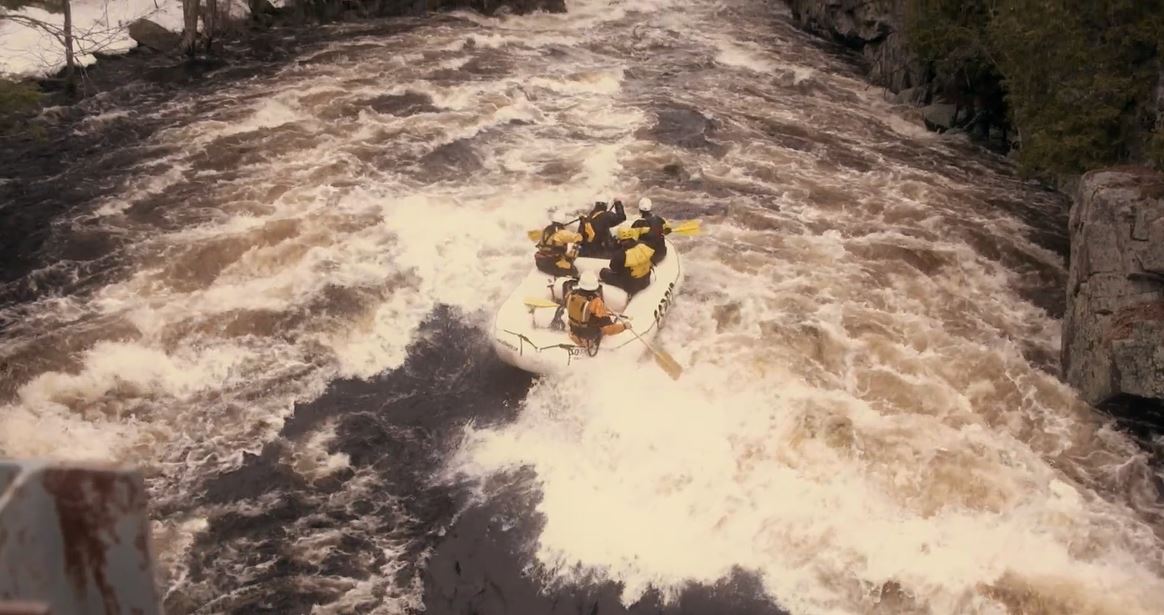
[630,197,671,264]
[577,198,626,258]
[600,227,655,296]
[565,271,629,350]
[534,221,583,277]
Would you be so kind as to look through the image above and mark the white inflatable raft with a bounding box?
[491,238,683,375]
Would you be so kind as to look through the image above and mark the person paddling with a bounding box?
[533,221,582,277]
[565,271,629,352]
[577,198,626,258]
[630,197,670,264]
[600,227,655,296]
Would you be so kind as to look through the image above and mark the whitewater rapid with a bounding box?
[1,0,1162,613]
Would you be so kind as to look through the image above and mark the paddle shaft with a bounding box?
[618,316,682,379]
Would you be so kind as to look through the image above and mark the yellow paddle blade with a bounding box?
[622,323,684,380]
[611,226,641,239]
[652,349,684,380]
[668,219,702,235]
[526,229,543,241]
[523,297,560,308]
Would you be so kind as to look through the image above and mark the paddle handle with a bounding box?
[619,316,660,357]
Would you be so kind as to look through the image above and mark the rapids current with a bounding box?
[1,0,1163,613]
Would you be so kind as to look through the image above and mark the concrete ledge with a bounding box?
[0,460,161,615]
[0,601,50,615]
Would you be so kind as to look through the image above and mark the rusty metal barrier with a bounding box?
[0,460,161,614]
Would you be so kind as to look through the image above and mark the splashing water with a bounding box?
[1,0,1161,612]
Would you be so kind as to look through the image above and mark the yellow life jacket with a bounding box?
[537,228,581,268]
[579,217,597,243]
[538,224,560,248]
[566,291,598,337]
[624,243,655,278]
[539,225,577,249]
[549,229,581,247]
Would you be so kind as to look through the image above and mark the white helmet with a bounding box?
[578,271,600,291]
[638,197,653,213]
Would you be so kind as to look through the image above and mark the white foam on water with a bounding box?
[93,159,191,217]
[0,401,141,461]
[284,419,351,481]
[446,4,1164,613]
[712,38,777,73]
[452,242,1164,613]
[3,4,665,607]
[151,515,209,597]
[184,94,316,145]
[5,0,1163,612]
[529,68,625,96]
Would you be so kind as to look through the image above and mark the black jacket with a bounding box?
[578,200,626,255]
[632,213,668,256]
[631,213,666,238]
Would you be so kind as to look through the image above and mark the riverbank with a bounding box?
[780,0,1164,430]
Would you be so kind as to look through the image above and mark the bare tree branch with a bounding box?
[2,0,178,80]
[2,12,67,39]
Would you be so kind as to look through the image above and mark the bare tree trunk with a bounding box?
[181,0,201,55]
[62,0,76,91]
[203,0,217,52]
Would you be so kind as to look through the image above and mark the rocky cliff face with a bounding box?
[783,0,1001,141]
[1063,167,1164,415]
[784,0,925,95]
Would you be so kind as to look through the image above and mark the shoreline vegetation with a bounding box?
[0,0,565,136]
[905,0,1163,179]
[787,0,1162,181]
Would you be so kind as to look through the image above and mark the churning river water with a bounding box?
[1,0,1162,613]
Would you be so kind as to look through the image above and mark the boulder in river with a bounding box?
[1063,166,1164,415]
[128,19,180,54]
[890,85,927,106]
[921,103,957,132]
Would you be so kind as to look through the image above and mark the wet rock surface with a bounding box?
[784,0,925,93]
[1063,166,1164,422]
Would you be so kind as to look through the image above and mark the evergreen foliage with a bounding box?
[906,0,1163,175]
[0,78,41,135]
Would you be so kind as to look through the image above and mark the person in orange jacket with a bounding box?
[565,271,629,351]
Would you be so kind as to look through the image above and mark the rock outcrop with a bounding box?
[784,0,925,93]
[783,0,1008,147]
[1063,167,1164,413]
[128,19,180,53]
